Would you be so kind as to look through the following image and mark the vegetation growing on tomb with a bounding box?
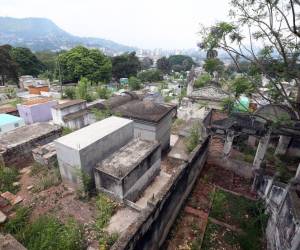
[94,194,119,248]
[0,165,20,193]
[194,73,211,89]
[185,124,201,153]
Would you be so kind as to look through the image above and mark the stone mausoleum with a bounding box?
[51,99,89,130]
[94,138,161,201]
[55,116,134,185]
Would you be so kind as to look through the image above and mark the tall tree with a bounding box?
[10,47,45,76]
[112,52,141,79]
[198,0,300,116]
[168,55,195,72]
[157,57,171,74]
[140,57,153,70]
[58,46,112,83]
[0,45,18,86]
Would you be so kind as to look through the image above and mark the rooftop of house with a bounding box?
[52,99,86,110]
[104,92,139,109]
[0,106,17,114]
[96,138,159,178]
[0,122,61,148]
[55,116,133,150]
[0,114,23,126]
[112,100,176,123]
[21,98,55,106]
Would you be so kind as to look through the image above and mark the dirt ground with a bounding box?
[11,164,100,247]
[163,134,257,250]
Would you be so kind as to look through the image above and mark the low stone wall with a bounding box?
[111,137,210,250]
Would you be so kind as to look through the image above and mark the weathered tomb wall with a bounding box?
[111,137,210,250]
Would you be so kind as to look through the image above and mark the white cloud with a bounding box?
[0,0,230,49]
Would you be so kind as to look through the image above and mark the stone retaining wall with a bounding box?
[111,137,210,250]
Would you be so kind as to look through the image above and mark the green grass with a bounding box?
[0,166,20,193]
[4,206,31,235]
[62,127,74,136]
[185,124,201,153]
[95,194,117,231]
[209,189,268,250]
[32,168,61,193]
[202,222,239,250]
[93,194,119,248]
[3,207,85,250]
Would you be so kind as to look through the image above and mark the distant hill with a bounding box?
[0,17,135,54]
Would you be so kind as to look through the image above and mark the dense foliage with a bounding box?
[137,69,163,83]
[10,47,45,76]
[157,56,171,74]
[112,52,141,79]
[168,55,195,72]
[128,76,142,90]
[58,46,112,83]
[0,45,18,85]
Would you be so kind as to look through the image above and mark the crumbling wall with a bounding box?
[254,174,300,250]
[111,137,209,250]
[0,127,62,168]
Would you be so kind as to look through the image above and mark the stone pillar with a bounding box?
[247,135,257,148]
[275,136,291,156]
[223,131,235,157]
[253,130,271,169]
[295,163,300,180]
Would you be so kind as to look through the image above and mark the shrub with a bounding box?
[128,76,142,90]
[97,86,112,99]
[137,69,163,83]
[62,127,74,135]
[185,124,201,153]
[95,194,117,231]
[194,73,211,88]
[63,87,76,99]
[0,166,19,193]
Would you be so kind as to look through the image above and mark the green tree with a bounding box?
[194,73,212,88]
[203,58,224,76]
[168,55,195,72]
[230,76,255,98]
[10,47,45,76]
[128,76,142,90]
[0,45,18,86]
[140,57,153,70]
[157,56,171,74]
[137,69,163,83]
[198,0,300,116]
[58,46,112,83]
[112,52,141,79]
[75,77,93,101]
[36,51,59,80]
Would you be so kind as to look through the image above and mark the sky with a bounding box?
[0,0,230,50]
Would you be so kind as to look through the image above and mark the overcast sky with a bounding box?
[0,0,230,50]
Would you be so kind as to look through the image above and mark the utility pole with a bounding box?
[57,57,63,99]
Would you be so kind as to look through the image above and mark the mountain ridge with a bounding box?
[0,17,135,53]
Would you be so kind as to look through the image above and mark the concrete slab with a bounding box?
[55,116,133,150]
[106,208,139,234]
[135,171,171,209]
[170,134,179,147]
